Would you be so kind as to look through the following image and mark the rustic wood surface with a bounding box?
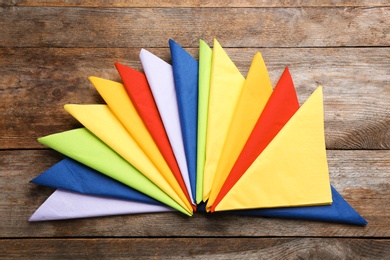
[0,1,389,259]
[1,7,389,48]
[2,0,390,7]
[1,47,389,150]
[1,149,389,237]
[2,238,390,259]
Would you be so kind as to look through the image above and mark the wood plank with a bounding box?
[0,7,389,48]
[1,149,389,238]
[0,1,387,256]
[2,0,389,7]
[1,47,388,149]
[1,238,390,259]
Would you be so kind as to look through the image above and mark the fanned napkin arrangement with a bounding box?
[30,39,367,225]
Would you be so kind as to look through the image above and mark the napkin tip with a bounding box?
[37,136,46,145]
[88,75,97,81]
[253,51,262,58]
[114,61,122,69]
[139,48,148,56]
[63,104,71,112]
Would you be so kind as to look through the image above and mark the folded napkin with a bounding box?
[31,158,160,205]
[38,128,191,215]
[170,39,198,202]
[29,189,172,221]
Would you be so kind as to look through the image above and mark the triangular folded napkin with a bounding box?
[63,104,192,213]
[115,63,192,206]
[170,39,198,202]
[31,158,160,205]
[30,38,366,226]
[203,39,245,201]
[29,189,172,221]
[206,52,272,211]
[38,128,191,215]
[196,40,212,204]
[213,87,332,211]
[140,49,193,203]
[233,186,367,226]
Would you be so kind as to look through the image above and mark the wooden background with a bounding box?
[1,1,389,259]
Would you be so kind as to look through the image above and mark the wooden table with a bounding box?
[1,1,389,259]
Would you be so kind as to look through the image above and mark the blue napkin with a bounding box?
[169,39,198,201]
[196,186,366,225]
[231,186,367,226]
[31,158,161,205]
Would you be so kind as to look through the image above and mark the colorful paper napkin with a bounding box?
[115,63,192,206]
[206,52,272,211]
[38,128,191,215]
[203,39,245,201]
[31,158,161,205]
[89,76,191,206]
[232,186,367,226]
[29,189,172,221]
[213,87,332,211]
[63,104,192,213]
[140,49,192,203]
[30,39,366,226]
[211,67,300,211]
[196,40,212,204]
[169,39,198,202]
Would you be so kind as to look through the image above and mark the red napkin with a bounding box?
[211,67,299,212]
[115,63,192,207]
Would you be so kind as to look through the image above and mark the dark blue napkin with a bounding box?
[31,158,161,205]
[169,39,198,201]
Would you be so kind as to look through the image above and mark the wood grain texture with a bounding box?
[1,149,388,238]
[1,238,390,259]
[2,0,390,7]
[1,47,388,149]
[1,2,389,258]
[0,7,389,48]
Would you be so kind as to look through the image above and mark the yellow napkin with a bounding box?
[89,76,191,207]
[202,39,245,201]
[206,52,272,210]
[196,40,212,204]
[215,87,332,211]
[38,128,190,215]
[64,104,193,214]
